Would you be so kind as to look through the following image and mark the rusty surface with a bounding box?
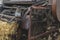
[27,6,47,40]
[28,12,32,40]
[31,6,47,9]
[30,29,58,39]
[52,0,56,18]
[27,5,59,40]
[1,0,59,40]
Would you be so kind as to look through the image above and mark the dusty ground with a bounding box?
[48,35,60,40]
[48,29,60,40]
[57,35,60,40]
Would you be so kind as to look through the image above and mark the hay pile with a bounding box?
[0,20,18,40]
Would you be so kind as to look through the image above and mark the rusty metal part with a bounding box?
[27,4,59,40]
[27,6,47,40]
[30,29,58,39]
[22,5,47,29]
[28,12,32,40]
[52,0,56,18]
[52,0,60,22]
[22,15,31,30]
[23,7,31,18]
[31,6,46,9]
[23,5,47,18]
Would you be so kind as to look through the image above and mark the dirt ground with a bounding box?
[48,35,60,40]
[57,35,60,40]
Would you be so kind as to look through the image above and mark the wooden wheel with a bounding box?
[52,0,60,22]
[52,0,56,18]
